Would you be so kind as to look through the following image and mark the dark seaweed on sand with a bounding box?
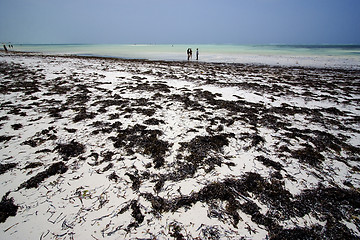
[110,124,171,168]
[0,162,17,175]
[177,133,235,175]
[19,161,68,189]
[256,156,283,171]
[143,118,165,125]
[0,192,19,223]
[73,107,96,122]
[116,200,145,231]
[125,172,141,191]
[55,140,85,160]
[0,62,42,95]
[142,172,360,239]
[11,123,23,130]
[24,162,43,169]
[0,135,13,142]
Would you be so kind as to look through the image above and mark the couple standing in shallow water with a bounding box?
[187,48,199,61]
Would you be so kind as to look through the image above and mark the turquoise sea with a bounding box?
[11,44,360,67]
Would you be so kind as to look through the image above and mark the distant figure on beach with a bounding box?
[196,48,199,60]
[3,45,8,52]
[187,48,194,61]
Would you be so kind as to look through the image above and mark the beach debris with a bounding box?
[0,62,41,95]
[141,171,360,238]
[64,127,77,133]
[129,200,144,229]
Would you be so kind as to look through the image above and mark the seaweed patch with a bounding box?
[0,162,17,175]
[55,140,85,160]
[177,133,235,174]
[111,124,171,168]
[0,192,19,223]
[19,161,68,189]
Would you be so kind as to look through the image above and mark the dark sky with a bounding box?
[1,0,360,44]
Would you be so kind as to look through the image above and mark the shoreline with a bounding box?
[2,49,360,70]
[1,52,360,239]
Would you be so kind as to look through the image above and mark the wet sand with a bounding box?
[1,51,360,239]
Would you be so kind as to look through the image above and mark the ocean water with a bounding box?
[12,44,360,68]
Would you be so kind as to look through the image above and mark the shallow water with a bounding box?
[11,44,360,68]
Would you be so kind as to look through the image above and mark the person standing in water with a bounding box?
[187,48,190,61]
[196,48,199,60]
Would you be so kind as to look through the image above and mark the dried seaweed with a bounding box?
[169,221,185,240]
[129,200,144,228]
[270,226,321,240]
[141,171,360,238]
[117,200,144,230]
[0,163,17,175]
[200,225,221,240]
[0,62,41,95]
[173,133,234,176]
[48,105,68,118]
[0,192,19,223]
[11,123,23,130]
[125,172,141,191]
[24,162,43,169]
[19,161,68,189]
[0,135,13,142]
[256,156,283,171]
[144,118,165,125]
[292,144,325,167]
[108,171,120,182]
[91,121,122,134]
[66,85,91,106]
[111,124,170,168]
[73,107,96,122]
[55,140,85,160]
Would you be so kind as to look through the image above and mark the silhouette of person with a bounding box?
[196,48,199,60]
[3,45,8,52]
[189,48,192,60]
[187,48,190,61]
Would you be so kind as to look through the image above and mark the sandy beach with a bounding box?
[1,51,360,239]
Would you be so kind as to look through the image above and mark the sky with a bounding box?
[1,0,360,44]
